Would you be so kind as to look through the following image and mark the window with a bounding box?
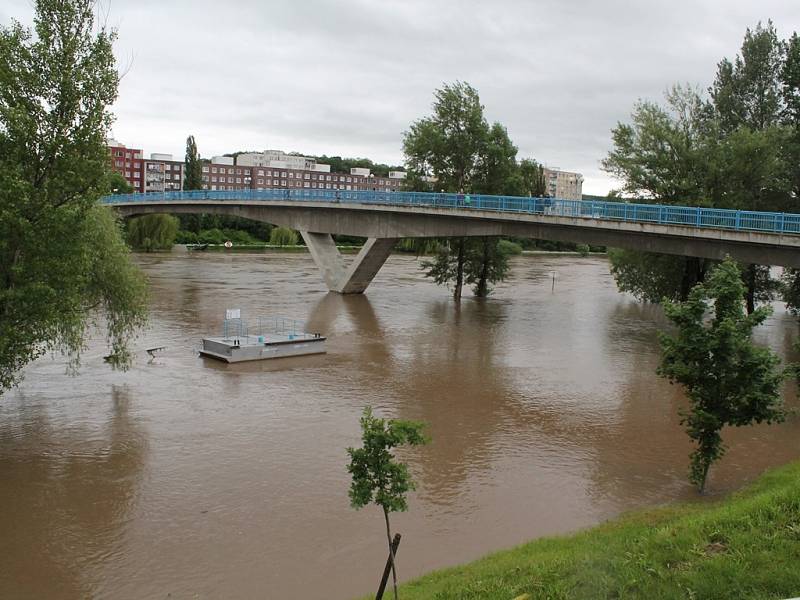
[258,170,264,176]
[125,171,131,177]
[339,176,345,182]
[273,179,279,185]
[304,182,310,188]
[202,176,208,182]
[236,169,241,175]
[164,164,171,170]
[289,172,294,178]
[236,178,241,183]
[346,185,351,190]
[266,170,272,176]
[326,175,332,181]
[133,172,140,178]
[312,183,317,188]
[281,179,286,186]
[304,173,310,180]
[174,174,180,180]
[347,177,352,182]
[212,176,217,182]
[228,168,234,174]
[281,171,287,177]
[115,160,123,167]
[211,185,217,190]
[202,166,209,172]
[257,178,263,184]
[326,184,331,189]
[115,150,123,157]
[228,177,234,183]
[212,167,218,173]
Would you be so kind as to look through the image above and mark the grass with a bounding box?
[376,461,800,599]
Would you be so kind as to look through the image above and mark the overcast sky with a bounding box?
[3,1,799,194]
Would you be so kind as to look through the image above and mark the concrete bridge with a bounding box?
[103,189,800,294]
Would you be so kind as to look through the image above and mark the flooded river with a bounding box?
[2,252,799,599]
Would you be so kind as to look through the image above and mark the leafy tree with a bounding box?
[421,240,469,300]
[466,237,511,297]
[269,226,298,246]
[518,158,548,197]
[126,214,179,251]
[347,407,427,600]
[403,81,489,192]
[608,249,708,304]
[658,258,785,492]
[405,82,520,298]
[108,171,133,194]
[0,0,148,392]
[184,135,203,190]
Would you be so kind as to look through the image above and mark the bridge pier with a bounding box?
[301,232,398,294]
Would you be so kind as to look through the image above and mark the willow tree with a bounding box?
[658,259,785,492]
[0,0,148,391]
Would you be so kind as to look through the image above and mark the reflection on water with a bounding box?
[1,253,799,599]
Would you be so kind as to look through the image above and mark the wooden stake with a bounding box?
[375,533,402,600]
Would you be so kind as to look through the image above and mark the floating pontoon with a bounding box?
[200,314,326,363]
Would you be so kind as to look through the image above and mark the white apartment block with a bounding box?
[543,167,583,200]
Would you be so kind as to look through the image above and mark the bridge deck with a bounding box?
[102,189,800,237]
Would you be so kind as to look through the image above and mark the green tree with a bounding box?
[126,214,179,251]
[0,0,148,392]
[108,171,133,194]
[269,226,298,246]
[347,407,427,600]
[184,135,203,190]
[405,82,519,299]
[658,258,785,492]
[466,237,512,297]
[518,158,548,197]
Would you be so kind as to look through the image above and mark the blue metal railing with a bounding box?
[101,189,800,235]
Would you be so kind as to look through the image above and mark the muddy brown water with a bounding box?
[2,253,799,599]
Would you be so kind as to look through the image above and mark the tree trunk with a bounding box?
[679,257,706,300]
[453,238,465,301]
[382,507,398,600]
[743,264,757,314]
[476,237,490,297]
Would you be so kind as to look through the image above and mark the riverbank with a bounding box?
[383,461,800,599]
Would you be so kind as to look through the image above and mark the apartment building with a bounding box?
[108,141,184,193]
[108,140,144,193]
[200,151,406,192]
[543,167,583,200]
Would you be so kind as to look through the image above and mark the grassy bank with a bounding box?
[384,461,800,599]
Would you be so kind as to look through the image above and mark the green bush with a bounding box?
[222,228,259,244]
[175,230,198,244]
[270,227,299,246]
[198,228,225,245]
[576,243,590,256]
[497,239,523,255]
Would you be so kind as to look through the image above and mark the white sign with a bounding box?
[225,309,241,320]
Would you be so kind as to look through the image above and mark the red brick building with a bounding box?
[108,140,144,193]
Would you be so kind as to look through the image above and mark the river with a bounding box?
[1,252,799,599]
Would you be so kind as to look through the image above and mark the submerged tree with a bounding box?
[347,407,427,600]
[0,0,148,392]
[658,258,786,492]
[466,237,512,297]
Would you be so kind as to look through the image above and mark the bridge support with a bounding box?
[301,232,398,294]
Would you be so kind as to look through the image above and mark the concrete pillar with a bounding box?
[301,232,398,294]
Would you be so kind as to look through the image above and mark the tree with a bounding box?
[184,135,203,190]
[0,0,148,392]
[269,226,298,246]
[518,158,548,197]
[126,214,179,251]
[405,82,519,299]
[466,237,511,297]
[108,171,133,194]
[657,258,785,492]
[347,407,427,600]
